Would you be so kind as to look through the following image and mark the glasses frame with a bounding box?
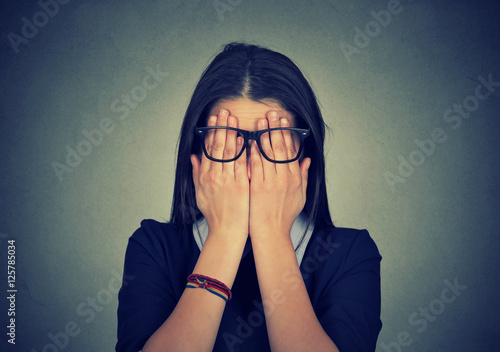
[195,126,311,163]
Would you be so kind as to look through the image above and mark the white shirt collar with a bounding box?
[192,213,314,266]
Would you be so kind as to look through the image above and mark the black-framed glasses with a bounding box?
[195,127,310,163]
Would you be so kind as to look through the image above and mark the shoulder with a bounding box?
[129,219,185,246]
[125,219,197,271]
[302,226,381,277]
[305,227,383,351]
[331,226,381,261]
[126,220,191,266]
[308,226,380,258]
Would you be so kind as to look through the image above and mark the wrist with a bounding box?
[193,232,247,289]
[204,218,248,240]
[205,230,248,251]
[250,228,292,247]
[249,223,292,240]
[207,227,249,243]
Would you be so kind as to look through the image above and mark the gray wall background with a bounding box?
[1,0,499,351]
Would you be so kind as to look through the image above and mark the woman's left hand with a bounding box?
[248,110,311,239]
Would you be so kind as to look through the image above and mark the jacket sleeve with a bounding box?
[315,229,382,352]
[116,220,179,352]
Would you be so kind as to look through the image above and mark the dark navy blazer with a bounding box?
[116,220,382,352]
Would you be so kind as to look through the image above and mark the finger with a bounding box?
[300,157,311,197]
[234,136,248,182]
[280,117,297,160]
[200,115,217,174]
[268,110,287,161]
[258,117,272,158]
[210,109,229,171]
[222,115,239,175]
[250,140,264,183]
[281,117,300,174]
[267,110,288,173]
[190,154,201,191]
[257,117,276,177]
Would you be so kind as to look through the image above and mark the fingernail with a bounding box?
[219,109,228,118]
[281,117,289,126]
[259,119,267,128]
[209,115,216,124]
[269,111,278,120]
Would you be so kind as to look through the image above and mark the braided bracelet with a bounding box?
[186,274,232,302]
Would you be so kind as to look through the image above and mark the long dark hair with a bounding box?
[170,42,334,231]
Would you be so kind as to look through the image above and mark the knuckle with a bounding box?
[212,141,224,152]
[206,172,218,184]
[273,142,286,154]
[261,144,272,154]
[223,146,235,157]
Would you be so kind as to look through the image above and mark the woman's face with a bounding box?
[206,97,300,169]
[208,97,296,131]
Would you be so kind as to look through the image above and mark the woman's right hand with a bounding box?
[190,109,249,241]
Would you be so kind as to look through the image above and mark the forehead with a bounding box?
[208,97,295,129]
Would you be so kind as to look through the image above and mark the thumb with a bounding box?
[300,157,311,191]
[190,154,200,188]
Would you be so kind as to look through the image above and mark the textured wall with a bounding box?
[0,0,498,351]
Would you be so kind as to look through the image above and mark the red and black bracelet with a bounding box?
[186,273,232,302]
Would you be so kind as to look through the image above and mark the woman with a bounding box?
[116,42,382,352]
